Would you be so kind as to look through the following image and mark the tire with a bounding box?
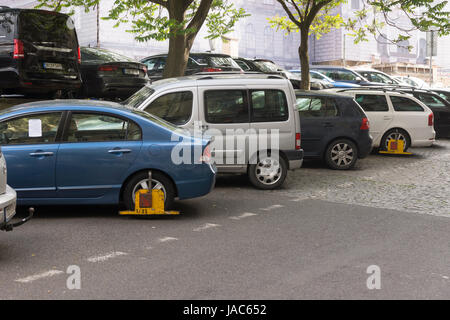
[122,171,175,210]
[248,152,288,190]
[325,139,358,170]
[380,129,411,152]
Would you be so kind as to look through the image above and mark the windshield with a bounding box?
[19,11,77,48]
[254,61,280,73]
[129,108,180,132]
[123,86,155,109]
[81,47,135,63]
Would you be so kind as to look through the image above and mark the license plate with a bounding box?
[123,69,140,76]
[43,62,63,70]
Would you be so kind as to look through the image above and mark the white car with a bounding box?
[0,148,17,231]
[331,89,435,151]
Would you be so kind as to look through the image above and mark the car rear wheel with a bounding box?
[248,153,287,190]
[123,171,175,210]
[325,139,358,170]
[380,129,410,152]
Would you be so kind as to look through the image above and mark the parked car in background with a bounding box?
[0,148,17,231]
[0,7,82,98]
[353,69,406,86]
[141,53,242,82]
[235,58,330,90]
[311,66,377,86]
[0,100,216,209]
[393,76,430,89]
[295,91,372,170]
[333,88,435,151]
[78,47,148,100]
[394,88,450,138]
[125,74,304,190]
[290,70,359,88]
[432,89,450,103]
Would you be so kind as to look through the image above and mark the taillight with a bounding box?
[77,46,81,64]
[200,144,212,164]
[13,39,24,59]
[295,133,301,150]
[98,65,118,72]
[143,66,147,73]
[428,113,434,126]
[202,67,222,72]
[360,117,370,130]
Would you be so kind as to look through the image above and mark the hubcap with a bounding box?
[255,157,282,185]
[385,132,407,151]
[132,179,166,204]
[331,143,354,167]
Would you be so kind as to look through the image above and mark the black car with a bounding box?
[141,53,242,81]
[395,88,450,138]
[296,90,372,169]
[79,47,149,100]
[0,7,82,97]
[311,66,378,87]
[234,57,330,90]
[432,89,450,103]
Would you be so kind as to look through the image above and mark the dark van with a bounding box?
[0,7,82,97]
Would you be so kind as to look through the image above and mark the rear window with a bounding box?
[355,94,389,112]
[315,69,358,81]
[0,13,15,43]
[18,11,78,48]
[81,47,135,63]
[206,56,240,69]
[254,61,279,73]
[124,86,155,109]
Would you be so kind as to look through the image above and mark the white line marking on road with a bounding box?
[260,204,284,211]
[87,251,128,263]
[158,237,179,243]
[193,223,221,232]
[15,270,64,283]
[230,212,258,220]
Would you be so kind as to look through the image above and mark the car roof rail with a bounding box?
[0,6,11,10]
[335,86,409,94]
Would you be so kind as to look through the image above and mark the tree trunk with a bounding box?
[163,34,190,78]
[299,27,310,90]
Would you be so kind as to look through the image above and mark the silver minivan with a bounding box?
[126,74,304,189]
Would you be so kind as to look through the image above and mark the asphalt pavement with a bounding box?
[1,179,450,299]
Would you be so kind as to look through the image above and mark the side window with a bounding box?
[250,90,288,122]
[390,96,424,112]
[66,113,142,142]
[296,97,339,118]
[156,57,167,70]
[144,91,193,125]
[355,94,389,112]
[205,90,249,123]
[415,93,446,108]
[143,58,158,71]
[236,60,251,71]
[0,113,62,145]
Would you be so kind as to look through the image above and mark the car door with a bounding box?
[198,87,250,169]
[56,112,142,198]
[354,93,393,145]
[296,96,340,157]
[0,112,63,198]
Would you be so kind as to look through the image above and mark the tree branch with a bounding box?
[277,0,302,28]
[185,0,213,43]
[150,0,168,8]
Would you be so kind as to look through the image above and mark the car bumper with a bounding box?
[176,163,217,200]
[0,185,17,230]
[283,149,304,170]
[358,134,373,159]
[92,77,149,98]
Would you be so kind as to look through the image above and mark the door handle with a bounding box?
[29,152,54,157]
[108,149,132,154]
[383,116,392,120]
[322,122,334,127]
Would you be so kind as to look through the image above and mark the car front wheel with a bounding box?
[325,139,358,170]
[248,153,287,190]
[123,171,175,210]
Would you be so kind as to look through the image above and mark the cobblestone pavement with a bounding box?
[280,139,450,217]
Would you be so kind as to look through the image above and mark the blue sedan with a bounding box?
[0,100,216,209]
